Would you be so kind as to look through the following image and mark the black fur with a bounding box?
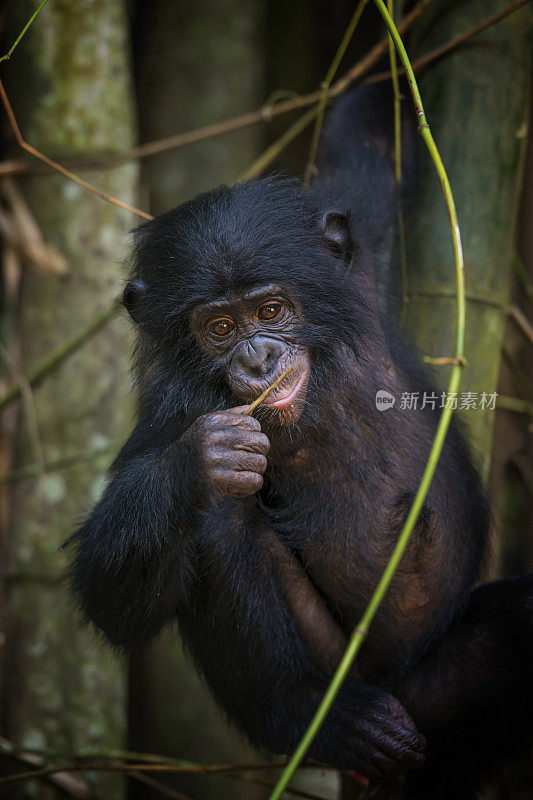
[69,82,533,796]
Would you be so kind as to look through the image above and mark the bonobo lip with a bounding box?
[264,367,309,410]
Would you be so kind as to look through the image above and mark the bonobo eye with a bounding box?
[208,318,235,337]
[257,302,282,321]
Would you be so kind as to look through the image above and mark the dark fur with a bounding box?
[69,83,533,796]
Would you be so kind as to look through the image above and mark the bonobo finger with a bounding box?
[222,428,270,455]
[238,453,268,475]
[209,449,267,475]
[225,470,264,497]
[387,695,420,737]
[376,730,426,770]
[204,410,260,430]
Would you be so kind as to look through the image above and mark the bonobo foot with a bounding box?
[264,683,426,781]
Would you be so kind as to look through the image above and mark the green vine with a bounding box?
[268,2,466,796]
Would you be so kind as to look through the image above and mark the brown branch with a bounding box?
[509,304,533,349]
[239,0,436,180]
[365,0,532,85]
[0,80,152,221]
[238,108,318,180]
[0,0,526,183]
[0,178,68,276]
[304,0,369,185]
[423,354,467,367]
[0,760,291,787]
[0,737,92,800]
[0,446,115,486]
[0,0,436,181]
[130,765,330,800]
[496,394,533,418]
[0,343,46,480]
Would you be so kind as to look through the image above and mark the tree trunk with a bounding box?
[405,0,532,480]
[1,1,139,797]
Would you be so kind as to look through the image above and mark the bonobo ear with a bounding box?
[318,211,354,261]
[122,278,147,324]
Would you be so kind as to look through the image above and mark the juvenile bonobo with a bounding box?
[70,83,533,798]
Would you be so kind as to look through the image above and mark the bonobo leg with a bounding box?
[179,505,426,780]
[398,575,533,799]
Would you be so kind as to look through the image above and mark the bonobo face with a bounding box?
[191,284,310,425]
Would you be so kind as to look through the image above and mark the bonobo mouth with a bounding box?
[265,369,307,409]
[261,352,310,425]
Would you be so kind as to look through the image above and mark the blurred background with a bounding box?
[0,1,532,798]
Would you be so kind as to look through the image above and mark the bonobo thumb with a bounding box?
[229,405,252,415]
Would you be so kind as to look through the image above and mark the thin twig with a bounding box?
[245,367,293,415]
[0,177,69,277]
[0,446,114,486]
[0,737,92,800]
[240,0,435,181]
[0,299,120,412]
[423,355,467,367]
[512,251,533,304]
[304,0,368,185]
[0,343,46,483]
[0,1,436,182]
[0,0,525,182]
[497,395,533,418]
[0,80,152,220]
[509,305,533,348]
[387,0,409,317]
[0,760,290,786]
[0,0,50,63]
[387,0,402,186]
[0,742,286,772]
[239,109,317,181]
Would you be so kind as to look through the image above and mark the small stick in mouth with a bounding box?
[244,366,294,416]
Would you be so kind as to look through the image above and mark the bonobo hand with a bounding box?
[186,407,270,498]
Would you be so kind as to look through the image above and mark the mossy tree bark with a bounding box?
[1,1,139,797]
[404,0,532,481]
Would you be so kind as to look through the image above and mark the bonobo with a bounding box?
[69,83,533,798]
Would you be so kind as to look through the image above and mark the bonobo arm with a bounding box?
[69,405,271,648]
[69,427,201,648]
[264,528,359,678]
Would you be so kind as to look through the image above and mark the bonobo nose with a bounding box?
[233,336,284,379]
